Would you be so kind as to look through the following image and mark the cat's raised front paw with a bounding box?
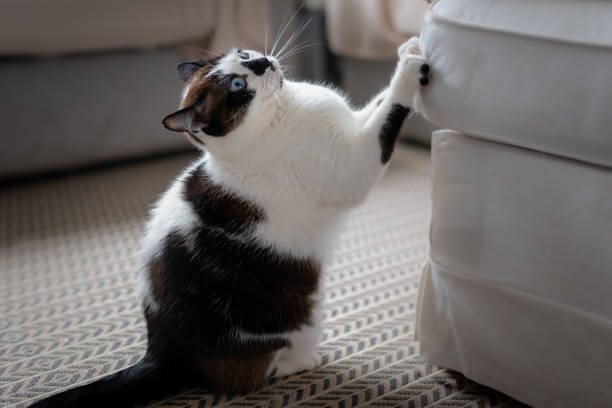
[396,37,430,87]
[398,36,422,58]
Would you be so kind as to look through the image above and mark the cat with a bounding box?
[29,37,429,407]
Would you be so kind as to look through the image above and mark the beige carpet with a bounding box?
[0,145,523,407]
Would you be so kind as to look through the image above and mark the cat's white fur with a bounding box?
[140,38,426,377]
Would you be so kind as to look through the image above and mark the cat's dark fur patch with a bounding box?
[186,73,255,137]
[28,354,194,408]
[379,104,410,164]
[141,164,321,392]
[194,353,276,394]
[165,58,255,138]
[177,61,206,82]
[183,168,265,234]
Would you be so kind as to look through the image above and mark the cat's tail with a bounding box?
[28,353,191,408]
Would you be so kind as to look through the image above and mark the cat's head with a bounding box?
[162,49,282,149]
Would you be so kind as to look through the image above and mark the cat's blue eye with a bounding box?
[230,77,246,91]
[238,50,249,60]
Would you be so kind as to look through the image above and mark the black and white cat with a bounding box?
[30,37,429,407]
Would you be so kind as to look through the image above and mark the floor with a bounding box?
[0,145,521,407]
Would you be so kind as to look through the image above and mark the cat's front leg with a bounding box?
[356,37,427,127]
[341,37,429,206]
[367,36,429,164]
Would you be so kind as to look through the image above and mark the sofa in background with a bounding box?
[0,0,275,179]
[415,0,612,406]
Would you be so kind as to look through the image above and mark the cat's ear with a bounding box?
[176,61,207,82]
[162,100,207,134]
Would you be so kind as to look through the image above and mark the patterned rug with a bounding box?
[0,145,523,407]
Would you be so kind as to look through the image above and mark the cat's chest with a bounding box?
[253,187,345,261]
[205,159,345,261]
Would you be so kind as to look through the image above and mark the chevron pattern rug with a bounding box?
[0,145,524,407]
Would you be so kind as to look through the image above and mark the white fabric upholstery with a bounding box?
[417,131,612,408]
[416,0,612,406]
[416,0,612,168]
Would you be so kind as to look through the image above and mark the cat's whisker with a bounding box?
[271,3,304,57]
[287,39,323,54]
[275,17,312,61]
[276,33,321,63]
[278,41,324,62]
[280,67,294,77]
[275,17,313,60]
[265,26,269,56]
[277,62,295,77]
[270,15,286,56]
[277,43,314,61]
[275,27,306,60]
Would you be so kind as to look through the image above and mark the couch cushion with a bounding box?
[0,49,188,179]
[417,0,612,168]
[0,0,217,56]
[417,130,612,408]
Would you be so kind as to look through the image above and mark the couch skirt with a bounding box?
[416,130,612,408]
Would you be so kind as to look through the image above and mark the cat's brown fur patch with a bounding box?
[178,60,254,137]
[183,166,265,233]
[143,164,321,350]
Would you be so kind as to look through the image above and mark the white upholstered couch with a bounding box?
[414,1,612,407]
